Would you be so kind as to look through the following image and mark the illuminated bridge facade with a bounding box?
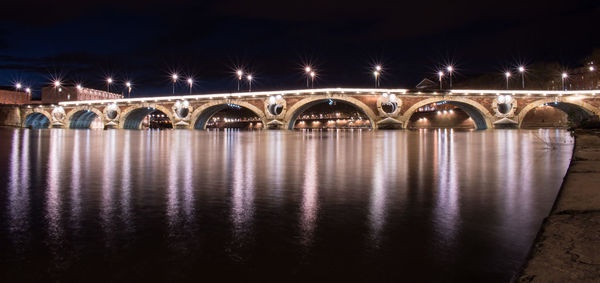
[19,88,600,130]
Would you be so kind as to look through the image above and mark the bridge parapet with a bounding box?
[11,88,600,129]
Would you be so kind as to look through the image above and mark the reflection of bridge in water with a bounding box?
[19,88,600,130]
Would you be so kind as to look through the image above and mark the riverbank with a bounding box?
[518,130,600,282]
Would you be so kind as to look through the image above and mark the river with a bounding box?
[0,128,573,282]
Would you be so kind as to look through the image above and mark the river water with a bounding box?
[0,128,573,282]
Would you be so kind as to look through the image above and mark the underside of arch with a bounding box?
[521,102,594,128]
[193,104,260,129]
[404,100,490,130]
[286,99,375,130]
[123,108,170,129]
[24,113,50,129]
[70,110,100,129]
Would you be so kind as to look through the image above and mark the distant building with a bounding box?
[416,78,438,89]
[567,63,599,90]
[0,87,34,105]
[41,86,123,104]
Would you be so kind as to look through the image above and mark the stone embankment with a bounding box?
[518,130,600,282]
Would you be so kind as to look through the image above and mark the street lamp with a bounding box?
[15,83,22,104]
[187,78,193,95]
[171,73,178,95]
[589,66,596,89]
[304,66,312,88]
[310,71,316,88]
[561,72,568,90]
[446,66,454,88]
[374,65,382,88]
[125,81,132,98]
[25,87,31,102]
[518,66,525,89]
[438,71,444,89]
[504,72,511,89]
[106,77,113,92]
[247,75,253,92]
[236,70,243,91]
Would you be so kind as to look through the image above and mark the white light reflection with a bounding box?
[231,133,256,240]
[70,130,82,232]
[46,129,64,257]
[8,130,31,255]
[433,128,459,246]
[120,130,133,234]
[368,131,394,246]
[101,130,117,246]
[300,136,318,246]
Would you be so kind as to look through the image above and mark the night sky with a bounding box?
[1,0,599,97]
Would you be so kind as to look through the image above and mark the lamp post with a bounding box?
[247,75,253,92]
[446,66,454,88]
[187,78,193,95]
[15,83,22,104]
[305,66,311,88]
[438,71,444,90]
[589,66,596,89]
[76,84,83,100]
[561,72,568,90]
[126,81,132,98]
[374,65,382,88]
[106,77,113,93]
[236,70,243,91]
[310,71,315,88]
[25,87,31,103]
[171,74,178,95]
[518,66,525,89]
[505,72,511,89]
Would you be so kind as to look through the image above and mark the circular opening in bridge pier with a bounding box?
[520,102,593,128]
[123,108,172,129]
[24,113,50,129]
[69,110,103,129]
[195,104,263,130]
[290,99,371,130]
[407,101,479,129]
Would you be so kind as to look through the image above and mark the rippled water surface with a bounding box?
[0,128,573,282]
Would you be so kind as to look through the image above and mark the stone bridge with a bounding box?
[17,88,600,130]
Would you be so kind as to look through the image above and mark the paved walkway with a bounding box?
[518,131,600,282]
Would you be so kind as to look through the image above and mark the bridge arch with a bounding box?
[283,96,378,129]
[401,97,493,130]
[190,100,266,130]
[23,110,51,129]
[119,104,174,129]
[518,98,600,128]
[65,106,104,129]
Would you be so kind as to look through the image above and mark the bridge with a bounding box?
[17,88,600,130]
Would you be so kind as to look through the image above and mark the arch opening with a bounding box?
[70,110,103,129]
[288,99,372,130]
[407,101,487,129]
[194,104,262,130]
[24,113,50,129]
[123,108,172,129]
[521,102,593,128]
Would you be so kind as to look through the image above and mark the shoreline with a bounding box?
[517,129,600,282]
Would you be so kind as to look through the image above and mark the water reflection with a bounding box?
[300,134,319,246]
[0,128,574,282]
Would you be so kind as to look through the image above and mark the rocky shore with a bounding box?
[518,130,600,282]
